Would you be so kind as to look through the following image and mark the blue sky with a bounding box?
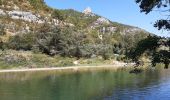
[44,0,170,37]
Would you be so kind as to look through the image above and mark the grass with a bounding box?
[0,50,115,69]
[0,50,74,69]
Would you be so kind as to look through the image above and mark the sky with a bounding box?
[44,0,170,37]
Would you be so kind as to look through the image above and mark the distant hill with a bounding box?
[59,7,151,51]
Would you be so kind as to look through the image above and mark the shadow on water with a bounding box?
[0,67,169,100]
[129,68,143,74]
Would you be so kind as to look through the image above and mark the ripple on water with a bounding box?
[0,68,170,100]
[104,69,170,100]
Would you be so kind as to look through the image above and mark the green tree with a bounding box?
[131,0,170,68]
[136,0,170,31]
[36,26,85,57]
[7,33,36,50]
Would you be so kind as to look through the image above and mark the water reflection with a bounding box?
[0,68,169,100]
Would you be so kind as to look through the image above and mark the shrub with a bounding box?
[0,0,2,5]
[7,33,36,50]
[52,10,64,20]
[0,25,5,36]
[28,0,47,10]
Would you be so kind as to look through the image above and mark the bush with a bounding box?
[0,25,5,36]
[0,0,2,5]
[28,0,47,10]
[0,50,75,68]
[52,10,64,20]
[7,33,36,50]
[0,50,31,67]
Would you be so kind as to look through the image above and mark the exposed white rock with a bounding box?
[48,14,51,17]
[52,19,59,25]
[120,28,144,35]
[96,17,110,24]
[99,26,117,33]
[8,10,44,23]
[7,10,73,26]
[8,10,37,21]
[25,24,30,32]
[36,20,44,24]
[63,22,75,27]
[1,5,5,8]
[66,23,74,27]
[0,9,6,16]
[101,27,106,33]
[73,60,79,65]
[107,26,117,32]
[90,17,110,29]
[6,5,11,9]
[126,28,142,33]
[83,7,92,15]
[13,5,20,10]
[5,29,16,36]
[120,27,145,35]
[37,14,41,18]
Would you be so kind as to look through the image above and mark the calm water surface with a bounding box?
[0,67,170,100]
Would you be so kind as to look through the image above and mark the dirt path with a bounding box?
[0,63,134,73]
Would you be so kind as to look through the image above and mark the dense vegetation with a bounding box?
[60,9,99,29]
[1,26,121,59]
[0,0,151,69]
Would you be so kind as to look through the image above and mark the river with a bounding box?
[0,67,170,100]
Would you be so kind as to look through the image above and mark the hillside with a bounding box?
[0,0,150,42]
[0,0,152,68]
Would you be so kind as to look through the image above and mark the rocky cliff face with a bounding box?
[83,7,92,15]
[81,7,148,36]
[0,0,74,36]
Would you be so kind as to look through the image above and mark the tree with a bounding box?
[36,26,68,56]
[7,33,36,51]
[136,0,170,31]
[131,0,170,68]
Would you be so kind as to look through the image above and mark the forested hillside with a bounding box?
[0,0,151,68]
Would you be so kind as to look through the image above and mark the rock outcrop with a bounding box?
[83,7,95,16]
[0,0,74,35]
[96,17,110,24]
[8,10,44,23]
[0,9,6,16]
[83,7,92,15]
[90,17,110,29]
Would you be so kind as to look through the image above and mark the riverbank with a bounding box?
[0,50,132,70]
[0,63,135,73]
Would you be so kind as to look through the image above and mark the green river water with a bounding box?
[0,67,170,100]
